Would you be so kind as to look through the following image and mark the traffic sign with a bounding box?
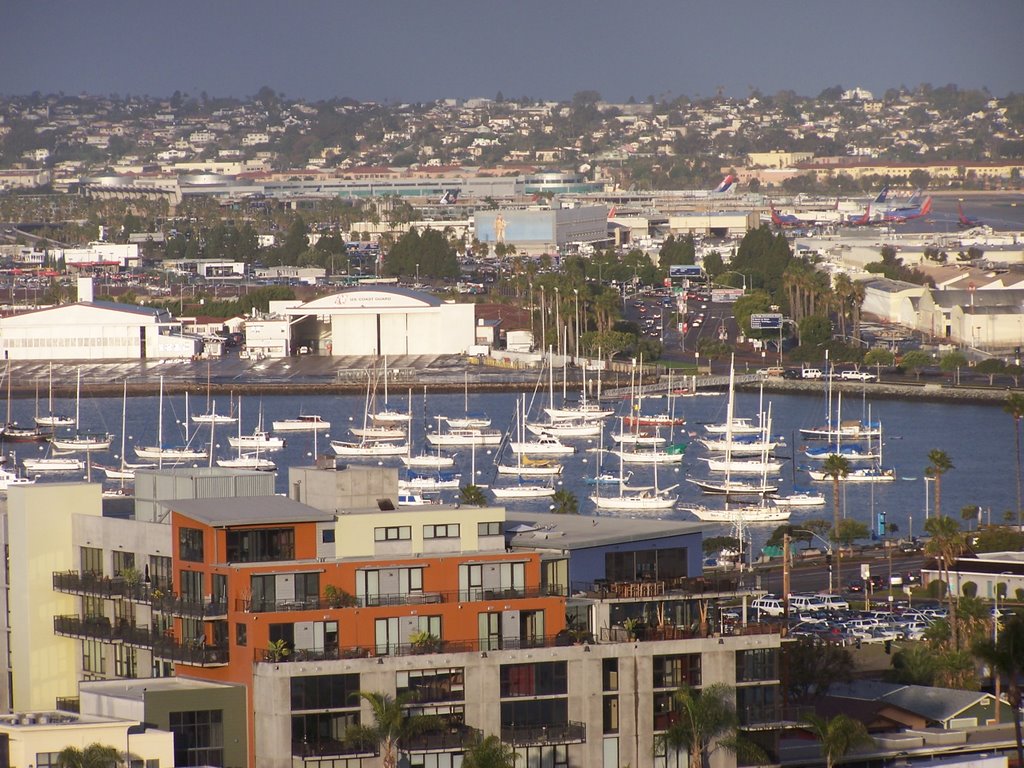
[750,313,783,330]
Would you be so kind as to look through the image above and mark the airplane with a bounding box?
[883,195,933,223]
[846,207,874,226]
[712,175,738,194]
[957,201,982,229]
[439,189,460,205]
[769,205,804,228]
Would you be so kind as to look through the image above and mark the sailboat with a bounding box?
[585,422,620,485]
[218,397,277,471]
[49,368,114,451]
[192,363,237,425]
[404,392,456,469]
[541,346,613,423]
[686,363,778,496]
[228,403,286,451]
[371,356,410,423]
[492,396,559,498]
[701,403,783,474]
[590,436,678,511]
[98,380,155,482]
[526,354,601,437]
[611,370,686,464]
[135,377,208,462]
[332,372,409,457]
[272,413,330,432]
[443,371,491,429]
[799,363,880,441]
[2,363,50,443]
[34,363,75,428]
[807,416,895,483]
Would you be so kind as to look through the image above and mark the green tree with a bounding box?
[550,489,578,515]
[344,691,440,768]
[659,234,696,269]
[802,714,873,768]
[57,745,124,768]
[281,216,309,263]
[925,449,954,518]
[924,515,965,648]
[1004,393,1024,526]
[900,350,932,380]
[834,519,869,548]
[863,348,895,378]
[461,734,519,768]
[702,250,724,281]
[887,642,939,685]
[655,684,764,768]
[460,485,488,507]
[976,358,1006,385]
[781,637,855,703]
[940,351,968,385]
[822,454,851,590]
[973,611,1024,766]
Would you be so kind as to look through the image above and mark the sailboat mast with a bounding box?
[75,367,81,430]
[157,376,164,470]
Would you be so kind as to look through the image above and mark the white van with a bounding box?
[801,368,823,379]
[815,594,850,611]
[750,596,785,617]
[788,594,828,612]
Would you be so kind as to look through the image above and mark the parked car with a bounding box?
[801,368,824,379]
[840,369,876,382]
[750,596,786,617]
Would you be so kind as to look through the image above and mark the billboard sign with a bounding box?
[749,313,783,330]
[668,265,703,279]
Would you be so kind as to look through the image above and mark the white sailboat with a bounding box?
[442,371,491,429]
[332,370,409,457]
[49,368,114,452]
[192,364,237,425]
[218,398,277,471]
[404,395,456,469]
[371,356,410,423]
[135,377,208,463]
[590,445,678,511]
[272,413,330,432]
[34,363,75,428]
[228,403,286,451]
[491,396,558,499]
[99,380,154,482]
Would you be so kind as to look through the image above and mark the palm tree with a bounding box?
[344,691,440,768]
[822,454,850,591]
[925,449,954,518]
[655,683,764,768]
[461,734,519,768]
[550,489,578,515]
[1004,393,1024,526]
[924,515,965,648]
[802,714,873,768]
[57,744,124,768]
[460,484,488,507]
[973,611,1024,767]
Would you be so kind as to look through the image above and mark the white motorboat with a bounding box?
[702,456,784,474]
[398,469,461,491]
[704,418,762,436]
[331,440,410,457]
[491,484,556,499]
[272,414,330,432]
[427,427,503,447]
[350,424,406,440]
[23,456,85,473]
[611,432,666,446]
[770,490,826,507]
[217,454,277,471]
[808,466,896,483]
[402,453,456,469]
[229,430,286,451]
[0,466,35,490]
[510,434,575,456]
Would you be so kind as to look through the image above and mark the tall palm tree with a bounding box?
[550,489,578,515]
[802,714,873,768]
[973,611,1024,767]
[344,691,440,768]
[822,454,850,591]
[1004,393,1024,526]
[924,515,965,648]
[57,745,124,768]
[655,683,764,768]
[461,734,519,768]
[925,449,954,518]
[460,484,488,507]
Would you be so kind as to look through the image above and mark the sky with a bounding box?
[3,0,1023,103]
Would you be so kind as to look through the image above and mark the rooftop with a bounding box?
[166,495,333,527]
[80,677,240,703]
[506,512,705,551]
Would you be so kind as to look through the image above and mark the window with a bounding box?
[374,526,411,542]
[513,746,567,768]
[180,570,204,603]
[603,695,619,733]
[500,698,568,728]
[653,654,701,689]
[150,555,172,592]
[36,753,61,768]
[736,648,779,683]
[179,528,204,562]
[290,673,361,711]
[236,623,247,647]
[82,639,105,675]
[322,528,336,544]
[500,662,567,698]
[736,685,778,726]
[80,546,103,576]
[356,567,423,605]
[169,710,224,767]
[477,521,502,536]
[112,550,136,576]
[83,596,105,620]
[397,668,465,703]
[226,528,295,562]
[423,524,460,539]
[295,572,320,604]
[602,658,618,691]
[115,645,138,678]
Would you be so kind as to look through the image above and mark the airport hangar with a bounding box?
[278,286,476,356]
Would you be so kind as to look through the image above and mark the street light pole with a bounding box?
[573,288,580,361]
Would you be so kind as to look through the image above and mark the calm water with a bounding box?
[6,387,1016,549]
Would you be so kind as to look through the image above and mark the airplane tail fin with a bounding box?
[920,196,933,216]
[714,175,737,194]
[608,206,617,218]
[873,186,890,204]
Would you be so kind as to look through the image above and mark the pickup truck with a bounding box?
[839,370,876,382]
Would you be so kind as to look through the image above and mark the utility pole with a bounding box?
[782,533,791,622]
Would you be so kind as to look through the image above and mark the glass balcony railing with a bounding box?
[501,721,586,746]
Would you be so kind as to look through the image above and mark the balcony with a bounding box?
[152,637,229,667]
[405,724,482,752]
[292,737,378,760]
[53,615,154,647]
[255,633,571,663]
[152,594,227,619]
[572,574,751,601]
[501,721,586,746]
[52,571,167,603]
[239,585,566,614]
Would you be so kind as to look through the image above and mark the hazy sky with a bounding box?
[4,0,1023,102]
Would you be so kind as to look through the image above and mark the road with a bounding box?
[750,550,926,597]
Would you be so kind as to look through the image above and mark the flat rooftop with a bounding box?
[81,676,241,703]
[164,495,334,527]
[506,512,706,551]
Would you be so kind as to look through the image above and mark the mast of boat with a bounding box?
[561,328,568,405]
[548,345,555,414]
[74,366,81,434]
[208,400,216,469]
[6,361,12,427]
[184,391,190,445]
[406,388,413,460]
[382,354,390,410]
[597,347,603,402]
[48,363,54,418]
[157,376,164,470]
[118,379,128,490]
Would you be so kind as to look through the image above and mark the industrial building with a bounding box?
[474,207,610,254]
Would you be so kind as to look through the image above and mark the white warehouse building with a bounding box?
[0,301,202,360]
[282,286,476,356]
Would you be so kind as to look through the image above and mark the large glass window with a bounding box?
[226,528,295,563]
[605,546,689,582]
[295,572,320,604]
[150,555,172,592]
[397,668,464,703]
[112,550,136,576]
[179,528,204,563]
[653,654,701,689]
[82,639,105,675]
[115,646,138,678]
[80,546,103,576]
[374,526,411,542]
[736,648,779,683]
[180,570,204,603]
[290,674,361,711]
[500,698,568,728]
[169,710,224,767]
[423,523,459,539]
[500,662,567,698]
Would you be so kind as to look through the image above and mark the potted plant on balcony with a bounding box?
[623,617,642,640]
[409,630,441,654]
[267,639,291,662]
[324,584,356,608]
